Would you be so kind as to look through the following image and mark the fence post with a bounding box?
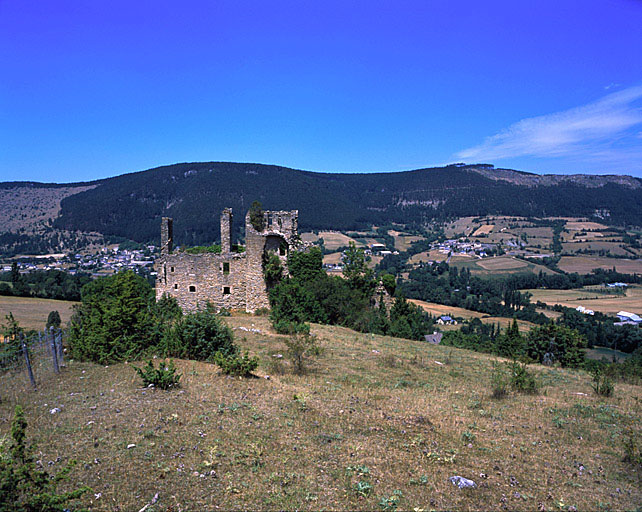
[49,326,59,374]
[22,334,37,390]
[56,329,65,367]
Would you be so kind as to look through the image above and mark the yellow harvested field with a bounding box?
[0,295,78,331]
[526,285,642,316]
[566,221,609,231]
[472,224,494,236]
[323,252,343,265]
[408,299,486,319]
[408,250,448,264]
[318,231,362,250]
[476,256,528,271]
[408,299,536,331]
[300,232,319,243]
[482,317,537,332]
[558,256,642,275]
[561,241,629,256]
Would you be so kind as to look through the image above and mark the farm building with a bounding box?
[616,311,642,323]
[436,315,456,325]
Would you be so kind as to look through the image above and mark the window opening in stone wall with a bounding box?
[174,284,178,289]
[223,262,230,274]
[223,286,231,295]
[170,266,175,272]
[189,285,196,293]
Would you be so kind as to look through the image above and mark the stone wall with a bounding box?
[155,207,299,313]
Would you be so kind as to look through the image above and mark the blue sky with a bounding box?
[1,0,641,182]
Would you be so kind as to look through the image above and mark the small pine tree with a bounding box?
[46,311,61,329]
[495,318,525,359]
[0,405,90,509]
[249,200,265,232]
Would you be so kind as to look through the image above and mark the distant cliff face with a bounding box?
[0,162,641,253]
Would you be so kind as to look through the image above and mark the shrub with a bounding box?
[1,313,23,368]
[263,253,283,289]
[378,490,403,511]
[163,308,235,361]
[590,368,614,397]
[353,480,373,497]
[490,363,509,399]
[249,200,265,232]
[46,311,61,329]
[134,359,181,389]
[0,405,90,509]
[527,324,586,368]
[284,333,319,375]
[212,350,259,377]
[622,429,641,465]
[68,270,157,364]
[273,319,310,336]
[508,361,539,394]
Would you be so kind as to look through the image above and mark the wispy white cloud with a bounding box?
[456,85,642,165]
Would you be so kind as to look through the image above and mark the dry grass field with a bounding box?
[408,250,449,265]
[408,299,487,320]
[1,314,639,511]
[561,242,630,256]
[300,232,319,243]
[322,252,343,265]
[558,256,642,275]
[388,230,424,252]
[318,232,363,251]
[476,257,529,271]
[408,300,537,332]
[0,295,77,330]
[471,225,494,236]
[565,221,609,231]
[444,216,478,237]
[453,256,558,277]
[526,285,642,316]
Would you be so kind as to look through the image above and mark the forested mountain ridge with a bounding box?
[1,162,641,251]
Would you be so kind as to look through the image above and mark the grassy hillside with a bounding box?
[1,315,640,511]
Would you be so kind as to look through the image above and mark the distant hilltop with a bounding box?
[0,162,641,254]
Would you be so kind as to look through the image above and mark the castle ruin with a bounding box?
[155,208,299,313]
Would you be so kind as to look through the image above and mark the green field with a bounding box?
[585,346,632,363]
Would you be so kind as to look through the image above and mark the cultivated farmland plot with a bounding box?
[0,296,77,331]
[526,285,642,316]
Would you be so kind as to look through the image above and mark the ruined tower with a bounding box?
[155,207,299,313]
[220,208,232,254]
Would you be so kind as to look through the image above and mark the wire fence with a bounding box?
[0,327,67,396]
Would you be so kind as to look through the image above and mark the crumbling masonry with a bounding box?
[155,208,299,313]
